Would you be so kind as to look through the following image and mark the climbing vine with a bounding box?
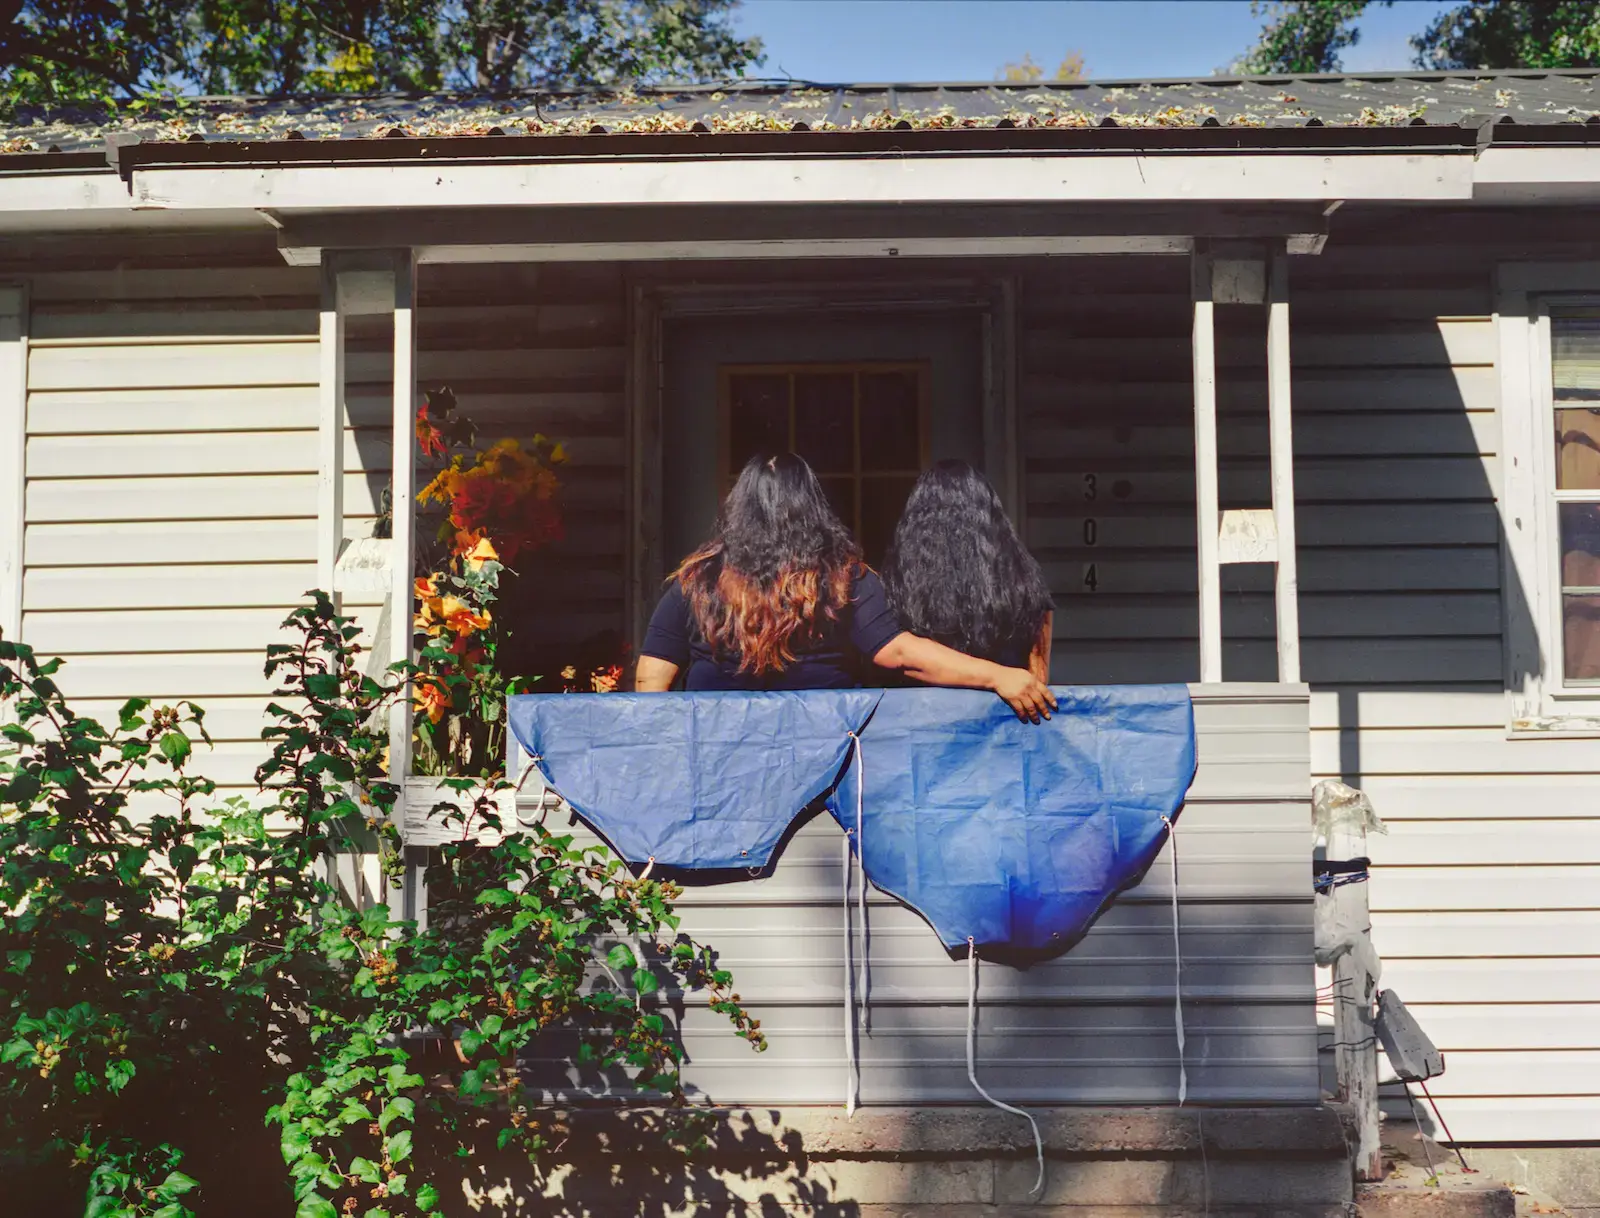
[0,593,762,1216]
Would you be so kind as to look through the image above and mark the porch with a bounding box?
[298,210,1327,1116]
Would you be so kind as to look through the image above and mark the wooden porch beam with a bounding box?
[388,251,418,789]
[1191,252,1223,684]
[0,286,25,648]
[1266,244,1302,684]
[316,259,345,606]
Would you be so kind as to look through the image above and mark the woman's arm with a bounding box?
[872,632,1057,723]
[634,656,681,692]
[1028,611,1054,684]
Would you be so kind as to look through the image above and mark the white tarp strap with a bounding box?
[842,732,866,1115]
[966,939,1045,1196]
[1163,814,1187,1105]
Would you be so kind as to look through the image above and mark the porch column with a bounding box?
[316,261,346,606]
[1266,244,1302,683]
[388,251,419,785]
[1191,252,1223,683]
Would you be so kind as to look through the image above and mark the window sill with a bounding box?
[1508,713,1600,739]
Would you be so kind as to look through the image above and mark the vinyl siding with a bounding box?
[1020,213,1600,1142]
[19,240,332,809]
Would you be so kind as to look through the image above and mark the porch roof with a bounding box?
[4,68,1600,167]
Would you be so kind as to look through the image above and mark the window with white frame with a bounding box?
[1547,307,1600,686]
[1499,274,1600,729]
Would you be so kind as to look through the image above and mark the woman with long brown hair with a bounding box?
[635,453,1055,721]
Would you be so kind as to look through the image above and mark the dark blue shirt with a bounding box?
[641,568,903,691]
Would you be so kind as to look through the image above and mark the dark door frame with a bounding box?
[623,272,1019,648]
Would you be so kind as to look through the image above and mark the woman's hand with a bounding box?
[991,666,1056,723]
[873,632,1057,723]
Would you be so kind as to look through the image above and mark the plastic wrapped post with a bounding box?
[1312,779,1385,978]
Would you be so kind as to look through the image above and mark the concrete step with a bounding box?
[1358,1181,1516,1218]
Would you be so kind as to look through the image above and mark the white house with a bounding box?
[2,68,1598,1210]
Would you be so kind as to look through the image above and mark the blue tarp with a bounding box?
[826,686,1195,953]
[507,688,882,870]
[507,685,1195,955]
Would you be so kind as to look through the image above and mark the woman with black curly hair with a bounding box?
[635,452,1054,722]
[882,459,1055,682]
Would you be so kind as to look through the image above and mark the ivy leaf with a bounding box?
[384,1128,413,1164]
[415,1183,441,1212]
[377,1097,414,1133]
[169,844,199,883]
[105,1059,136,1093]
[476,887,515,906]
[348,1156,381,1184]
[159,731,192,765]
[632,968,659,995]
[606,944,636,971]
[154,1170,200,1200]
[296,1197,338,1218]
[457,1028,484,1058]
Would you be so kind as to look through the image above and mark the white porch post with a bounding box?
[317,260,346,606]
[1266,244,1302,683]
[388,250,419,787]
[0,286,26,648]
[1191,251,1223,683]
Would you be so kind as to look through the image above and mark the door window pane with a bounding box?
[794,373,855,474]
[819,477,857,534]
[727,374,789,469]
[859,371,921,471]
[860,476,918,565]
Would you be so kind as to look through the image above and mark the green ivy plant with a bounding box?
[0,592,763,1217]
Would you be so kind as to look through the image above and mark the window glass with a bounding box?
[1552,310,1600,684]
[720,363,928,564]
[727,374,789,470]
[793,373,854,474]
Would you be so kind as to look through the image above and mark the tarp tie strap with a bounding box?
[966,938,1044,1197]
[842,826,858,1115]
[842,731,867,1115]
[1163,814,1187,1106]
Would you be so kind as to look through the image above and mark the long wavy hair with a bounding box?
[672,452,861,675]
[882,459,1053,662]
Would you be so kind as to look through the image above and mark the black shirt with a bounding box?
[641,568,904,691]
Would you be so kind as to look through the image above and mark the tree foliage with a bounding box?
[1239,0,1600,76]
[996,51,1086,84]
[1413,1,1600,70]
[0,0,763,110]
[1235,0,1375,75]
[0,594,762,1216]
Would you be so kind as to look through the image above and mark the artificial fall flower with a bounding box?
[415,403,446,459]
[464,537,499,570]
[413,679,449,724]
[438,596,491,637]
[591,665,621,694]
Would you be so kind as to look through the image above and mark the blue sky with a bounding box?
[731,0,1456,83]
